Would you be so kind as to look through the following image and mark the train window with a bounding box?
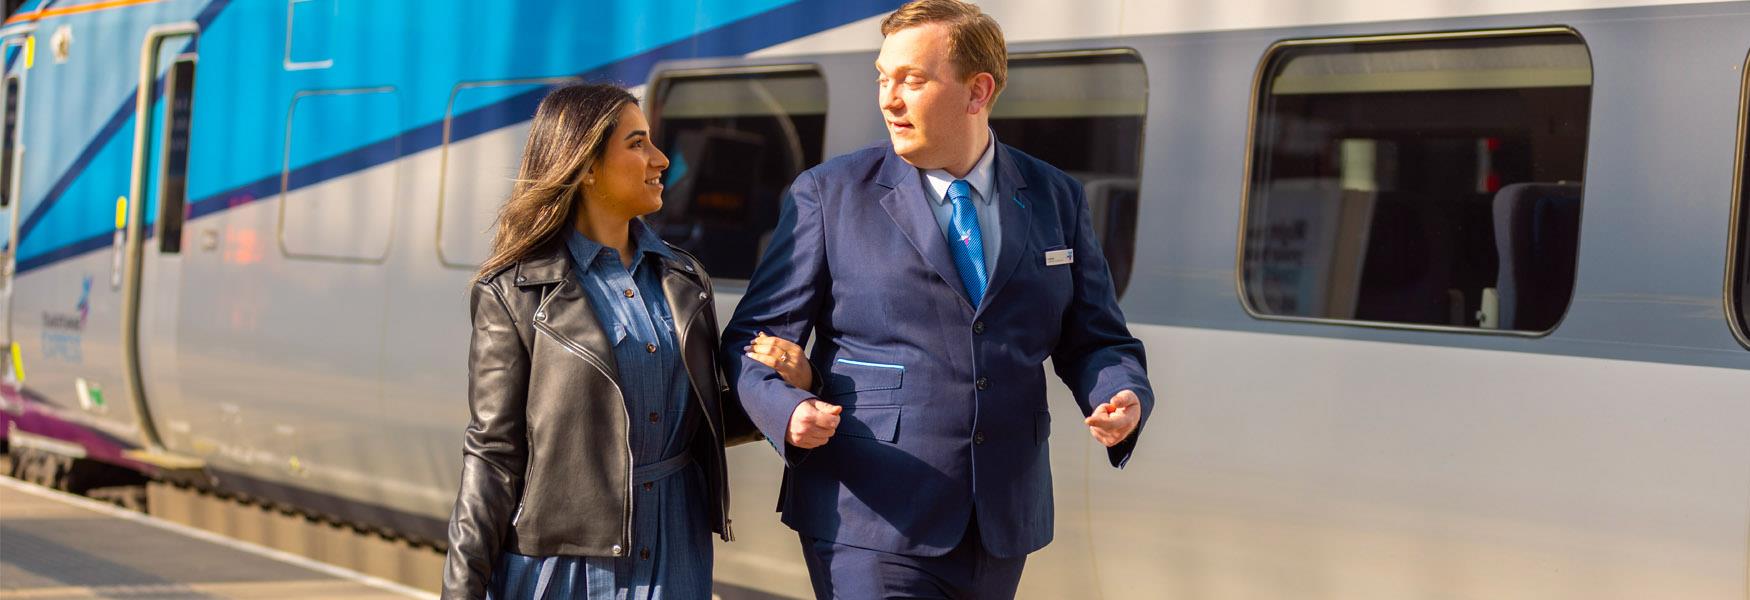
[1733,50,1750,349]
[1,75,17,210]
[1241,30,1591,333]
[157,58,195,254]
[437,78,577,268]
[279,88,399,262]
[992,50,1147,298]
[648,66,826,280]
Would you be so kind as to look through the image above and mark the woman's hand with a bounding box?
[744,332,813,391]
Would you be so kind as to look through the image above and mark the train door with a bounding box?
[1,37,28,352]
[119,24,199,465]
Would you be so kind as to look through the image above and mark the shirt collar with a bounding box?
[922,130,998,206]
[563,218,675,275]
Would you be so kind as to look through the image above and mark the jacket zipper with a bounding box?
[533,317,634,553]
[671,269,734,541]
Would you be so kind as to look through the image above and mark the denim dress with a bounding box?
[487,222,712,600]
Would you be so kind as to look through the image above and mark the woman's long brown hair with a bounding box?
[475,83,638,280]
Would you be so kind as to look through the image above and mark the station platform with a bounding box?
[0,476,432,600]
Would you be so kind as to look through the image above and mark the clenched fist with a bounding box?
[788,399,842,449]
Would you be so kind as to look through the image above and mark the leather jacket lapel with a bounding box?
[514,245,618,377]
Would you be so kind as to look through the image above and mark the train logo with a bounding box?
[40,276,90,363]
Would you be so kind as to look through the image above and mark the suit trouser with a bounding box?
[798,515,1027,600]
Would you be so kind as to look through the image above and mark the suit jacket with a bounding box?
[721,140,1153,558]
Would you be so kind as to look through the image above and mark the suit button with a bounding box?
[624,288,636,298]
[646,343,658,353]
[611,544,624,556]
[974,431,986,445]
[976,377,989,390]
[972,321,985,334]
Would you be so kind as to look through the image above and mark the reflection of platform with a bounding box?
[0,477,431,599]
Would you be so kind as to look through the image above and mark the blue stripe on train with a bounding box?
[16,0,903,272]
[182,0,902,227]
[14,0,226,261]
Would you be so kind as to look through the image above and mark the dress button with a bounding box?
[643,482,653,491]
[646,342,658,353]
[611,544,624,556]
[973,321,985,334]
[623,288,636,298]
[648,411,660,423]
[640,547,650,560]
[976,377,989,390]
[974,431,986,445]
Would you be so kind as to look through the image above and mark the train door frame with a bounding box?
[0,32,31,355]
[119,22,201,468]
[1727,47,1750,350]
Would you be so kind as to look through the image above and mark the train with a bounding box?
[1,0,1747,598]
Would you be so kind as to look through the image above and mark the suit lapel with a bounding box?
[978,144,1033,314]
[874,148,975,308]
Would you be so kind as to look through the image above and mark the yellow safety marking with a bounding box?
[10,342,24,383]
[22,36,33,69]
[114,196,126,229]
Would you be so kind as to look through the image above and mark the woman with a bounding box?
[443,83,812,600]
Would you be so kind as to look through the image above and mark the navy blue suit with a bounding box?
[723,140,1153,564]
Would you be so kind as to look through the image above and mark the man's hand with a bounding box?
[1084,389,1141,447]
[788,399,842,449]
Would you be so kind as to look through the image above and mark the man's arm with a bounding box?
[1049,179,1155,468]
[721,170,830,463]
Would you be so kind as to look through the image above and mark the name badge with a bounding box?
[1044,249,1074,266]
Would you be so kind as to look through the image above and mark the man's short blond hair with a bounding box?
[880,0,1007,95]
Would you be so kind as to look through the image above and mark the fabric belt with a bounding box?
[632,450,692,483]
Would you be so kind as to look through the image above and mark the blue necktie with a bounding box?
[946,179,987,306]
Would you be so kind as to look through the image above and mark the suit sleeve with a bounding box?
[1049,178,1156,468]
[442,281,529,599]
[720,170,829,464]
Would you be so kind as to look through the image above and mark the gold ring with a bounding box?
[779,352,789,362]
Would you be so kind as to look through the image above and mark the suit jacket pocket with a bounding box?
[823,359,904,406]
[837,405,901,443]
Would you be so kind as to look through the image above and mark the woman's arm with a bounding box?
[442,280,531,599]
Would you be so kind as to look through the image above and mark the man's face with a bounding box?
[876,23,979,169]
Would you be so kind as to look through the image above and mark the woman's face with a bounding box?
[588,104,669,218]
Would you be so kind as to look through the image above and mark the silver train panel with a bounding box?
[1097,323,1750,599]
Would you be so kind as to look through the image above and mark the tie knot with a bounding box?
[947,179,973,203]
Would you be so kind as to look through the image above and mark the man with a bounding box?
[723,0,1154,597]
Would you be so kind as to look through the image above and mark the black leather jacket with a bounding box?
[442,242,759,599]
